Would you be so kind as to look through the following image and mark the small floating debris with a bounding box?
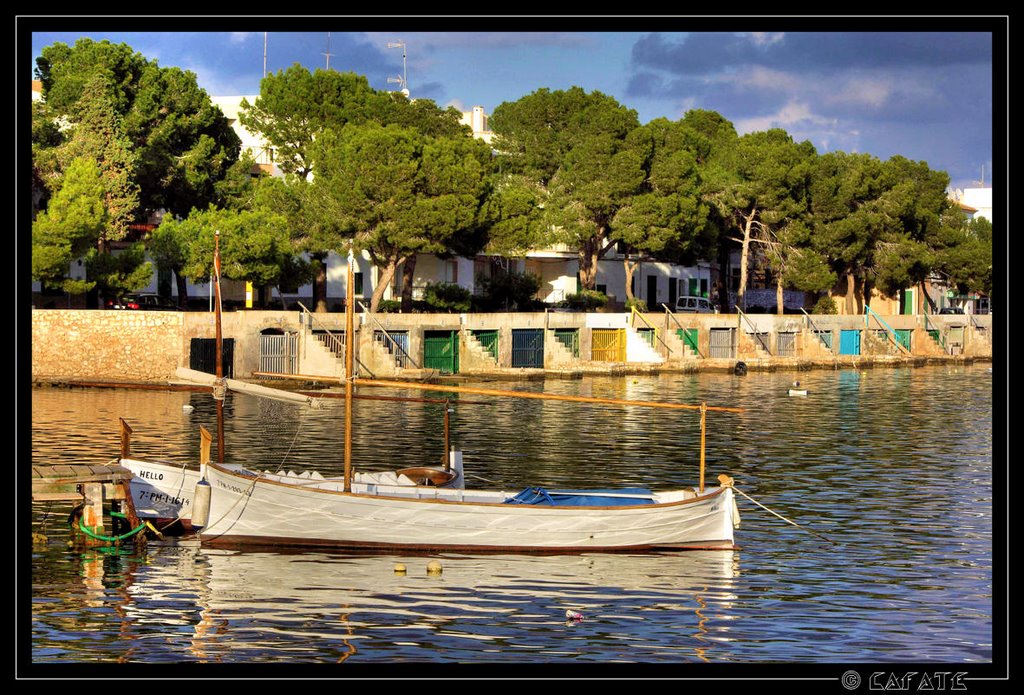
[734,361,748,376]
[565,609,585,624]
[788,381,808,397]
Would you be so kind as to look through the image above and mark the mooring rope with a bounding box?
[733,486,837,545]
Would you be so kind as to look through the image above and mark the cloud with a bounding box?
[734,100,838,135]
[632,32,992,76]
[746,32,785,48]
[229,32,254,45]
[364,32,594,51]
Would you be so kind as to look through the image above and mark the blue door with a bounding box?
[839,330,861,355]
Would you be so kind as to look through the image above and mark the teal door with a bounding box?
[839,330,861,355]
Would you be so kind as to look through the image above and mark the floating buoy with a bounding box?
[426,560,443,575]
[394,563,407,574]
[788,381,808,397]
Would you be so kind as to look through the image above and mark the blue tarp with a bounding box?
[504,487,655,506]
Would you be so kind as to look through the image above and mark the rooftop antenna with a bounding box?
[323,32,334,71]
[386,40,408,96]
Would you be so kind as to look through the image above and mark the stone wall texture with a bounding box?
[32,309,185,381]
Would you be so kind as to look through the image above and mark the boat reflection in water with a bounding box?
[117,543,740,664]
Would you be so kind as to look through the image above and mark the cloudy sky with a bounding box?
[25,18,1002,192]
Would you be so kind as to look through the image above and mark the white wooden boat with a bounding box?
[196,460,738,552]
[119,238,742,552]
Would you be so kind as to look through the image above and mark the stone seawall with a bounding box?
[32,309,185,382]
[30,308,994,384]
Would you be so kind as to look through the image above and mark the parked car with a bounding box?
[674,296,718,313]
[106,293,182,311]
[938,306,965,315]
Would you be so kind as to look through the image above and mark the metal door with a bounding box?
[708,327,736,358]
[511,328,544,368]
[552,328,579,358]
[591,329,625,362]
[259,333,297,375]
[472,329,499,361]
[948,326,964,355]
[189,338,234,378]
[777,332,796,357]
[839,329,861,355]
[646,276,658,308]
[424,330,459,374]
[894,329,912,351]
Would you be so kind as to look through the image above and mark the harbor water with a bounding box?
[26,364,996,670]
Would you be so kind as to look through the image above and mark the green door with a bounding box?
[424,330,459,374]
[901,288,915,315]
[894,329,912,351]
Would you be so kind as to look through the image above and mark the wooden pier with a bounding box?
[32,460,146,549]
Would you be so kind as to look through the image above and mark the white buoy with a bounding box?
[788,381,808,397]
[191,479,212,528]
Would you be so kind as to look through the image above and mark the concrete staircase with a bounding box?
[624,326,665,364]
[663,328,699,361]
[545,330,577,366]
[462,330,499,368]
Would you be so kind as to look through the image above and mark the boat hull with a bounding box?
[199,463,738,552]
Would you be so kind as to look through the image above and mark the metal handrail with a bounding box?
[800,308,833,348]
[864,305,912,355]
[736,307,771,355]
[357,301,423,370]
[661,304,704,358]
[296,302,376,378]
[630,306,674,356]
[297,302,345,355]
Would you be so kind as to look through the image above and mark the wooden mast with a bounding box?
[214,230,225,464]
[343,246,355,492]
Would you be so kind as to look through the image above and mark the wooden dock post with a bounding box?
[32,464,146,549]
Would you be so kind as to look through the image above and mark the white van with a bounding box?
[674,296,718,313]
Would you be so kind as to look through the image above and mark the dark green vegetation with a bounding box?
[32,39,992,313]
